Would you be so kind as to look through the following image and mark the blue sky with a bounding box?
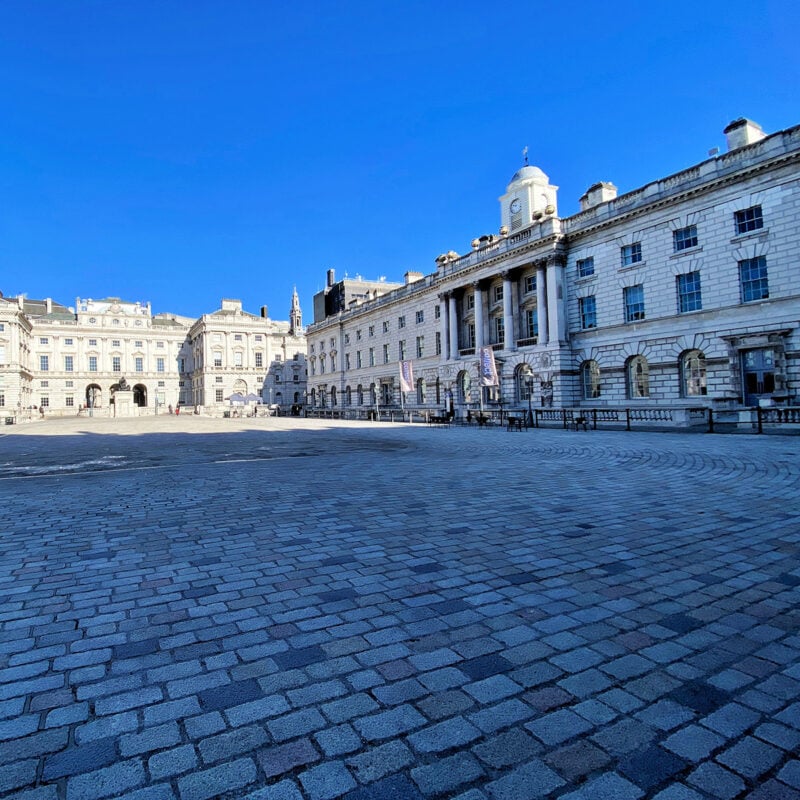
[1,1,798,321]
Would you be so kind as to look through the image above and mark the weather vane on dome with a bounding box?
[522,146,529,166]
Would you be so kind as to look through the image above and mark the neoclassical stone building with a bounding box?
[306,118,800,417]
[0,291,306,418]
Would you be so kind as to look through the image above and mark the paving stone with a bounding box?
[526,708,593,746]
[314,724,362,757]
[148,745,197,780]
[468,698,533,733]
[686,762,745,799]
[346,740,414,783]
[176,757,257,800]
[411,752,485,797]
[198,678,262,711]
[352,705,426,741]
[258,737,321,778]
[198,723,268,763]
[543,739,611,782]
[340,774,424,800]
[299,761,356,800]
[240,780,303,800]
[473,728,541,769]
[619,745,688,791]
[408,716,482,753]
[485,758,565,800]
[746,779,800,800]
[591,719,656,757]
[267,708,327,741]
[558,772,644,800]
[716,735,783,779]
[42,738,118,780]
[65,759,145,800]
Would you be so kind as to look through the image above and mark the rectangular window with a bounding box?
[735,205,763,235]
[399,341,406,360]
[356,351,362,369]
[525,308,538,340]
[135,340,143,348]
[368,326,374,337]
[215,376,223,383]
[579,296,597,329]
[40,337,49,345]
[40,380,49,388]
[467,293,475,310]
[416,336,424,358]
[135,357,143,372]
[157,341,164,348]
[356,330,362,341]
[40,396,49,408]
[112,356,121,372]
[398,316,406,329]
[677,271,703,312]
[234,334,243,341]
[434,305,441,320]
[112,339,121,348]
[368,348,375,367]
[0,323,4,331]
[255,335,262,342]
[383,344,390,364]
[64,356,74,372]
[416,310,424,324]
[382,321,389,333]
[739,257,769,302]
[344,333,350,344]
[577,257,595,277]
[157,358,165,373]
[157,380,165,387]
[234,352,243,367]
[64,338,73,346]
[65,380,73,388]
[525,274,537,293]
[0,393,4,407]
[345,353,350,370]
[216,389,224,402]
[255,352,263,367]
[621,243,642,266]
[214,354,222,367]
[89,339,97,346]
[494,317,504,343]
[89,356,97,372]
[178,357,185,372]
[435,331,441,355]
[493,285,504,303]
[40,355,49,371]
[65,396,74,407]
[673,225,698,252]
[624,285,645,322]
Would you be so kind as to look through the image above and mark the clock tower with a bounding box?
[499,163,559,233]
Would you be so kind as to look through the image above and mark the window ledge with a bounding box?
[618,261,646,272]
[575,274,596,282]
[670,245,703,258]
[730,228,769,244]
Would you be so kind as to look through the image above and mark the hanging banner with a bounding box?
[479,346,499,387]
[399,360,414,393]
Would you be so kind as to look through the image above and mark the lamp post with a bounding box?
[524,369,534,427]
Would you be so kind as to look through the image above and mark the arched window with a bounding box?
[515,365,533,402]
[330,386,337,406]
[627,356,650,398]
[458,370,471,403]
[345,386,352,406]
[369,383,377,406]
[681,350,707,397]
[310,388,316,406]
[581,360,601,399]
[416,378,426,405]
[435,377,441,405]
[357,384,363,406]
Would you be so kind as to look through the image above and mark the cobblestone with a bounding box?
[1,420,798,800]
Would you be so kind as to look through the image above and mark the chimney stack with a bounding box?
[579,182,618,211]
[327,269,336,288]
[261,305,268,318]
[723,118,766,152]
[46,298,52,314]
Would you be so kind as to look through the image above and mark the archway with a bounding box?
[86,384,102,409]
[232,379,247,395]
[133,384,147,407]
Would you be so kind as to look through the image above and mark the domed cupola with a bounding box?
[499,155,559,233]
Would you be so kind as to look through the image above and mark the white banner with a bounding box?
[399,360,414,393]
[479,346,498,387]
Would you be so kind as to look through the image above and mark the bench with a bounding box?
[571,415,589,431]
[429,414,451,427]
[507,415,524,431]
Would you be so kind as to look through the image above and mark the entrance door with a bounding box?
[742,349,775,405]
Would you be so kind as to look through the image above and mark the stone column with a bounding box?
[448,294,459,360]
[536,264,548,345]
[546,254,566,344]
[503,274,514,351]
[473,283,484,351]
[439,294,449,363]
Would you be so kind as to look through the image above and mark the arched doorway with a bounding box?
[232,379,247,395]
[109,383,120,405]
[86,384,102,409]
[133,384,147,407]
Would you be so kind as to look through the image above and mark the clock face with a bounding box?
[510,199,521,214]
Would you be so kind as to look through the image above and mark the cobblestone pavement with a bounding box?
[0,416,799,800]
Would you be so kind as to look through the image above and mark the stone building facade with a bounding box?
[306,118,800,417]
[0,291,306,418]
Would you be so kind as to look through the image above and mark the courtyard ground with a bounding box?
[0,416,798,800]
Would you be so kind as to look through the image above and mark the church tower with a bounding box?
[289,287,302,335]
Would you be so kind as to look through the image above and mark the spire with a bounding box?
[289,287,302,335]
